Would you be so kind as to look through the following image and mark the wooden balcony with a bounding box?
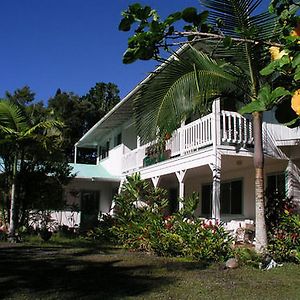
[122,108,254,174]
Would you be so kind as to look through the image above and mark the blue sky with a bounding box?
[0,0,269,102]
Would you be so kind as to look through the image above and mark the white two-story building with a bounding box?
[61,56,300,230]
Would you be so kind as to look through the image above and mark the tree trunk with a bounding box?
[8,154,17,240]
[253,112,267,253]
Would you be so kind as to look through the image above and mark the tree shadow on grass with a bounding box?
[0,245,173,299]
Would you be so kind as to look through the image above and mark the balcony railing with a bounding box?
[122,110,253,173]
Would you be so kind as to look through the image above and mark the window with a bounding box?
[114,133,122,147]
[266,172,286,196]
[99,141,110,159]
[201,184,212,215]
[201,179,242,216]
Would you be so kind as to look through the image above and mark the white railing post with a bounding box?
[96,144,100,165]
[212,98,221,148]
[180,121,185,156]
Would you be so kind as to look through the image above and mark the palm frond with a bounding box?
[0,101,28,133]
[199,0,279,70]
[23,120,63,137]
[134,46,237,143]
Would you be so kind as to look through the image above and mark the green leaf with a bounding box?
[284,117,300,127]
[135,46,155,61]
[129,3,142,14]
[182,7,197,23]
[198,11,209,23]
[279,55,290,67]
[223,36,232,49]
[239,85,290,114]
[239,101,265,114]
[119,18,131,31]
[269,87,290,102]
[260,61,277,76]
[292,53,300,68]
[123,48,137,64]
[165,12,182,25]
[150,20,161,32]
[294,68,300,81]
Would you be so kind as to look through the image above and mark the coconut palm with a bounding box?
[132,0,283,252]
[134,46,239,142]
[0,100,63,239]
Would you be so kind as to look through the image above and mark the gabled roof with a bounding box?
[76,45,190,148]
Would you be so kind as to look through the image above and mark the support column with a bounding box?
[151,176,160,188]
[74,143,78,164]
[176,170,187,210]
[118,178,125,194]
[210,97,221,220]
[110,178,126,216]
[209,153,221,220]
[96,145,100,165]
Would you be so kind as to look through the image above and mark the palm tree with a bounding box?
[134,47,238,142]
[0,100,62,239]
[133,0,281,252]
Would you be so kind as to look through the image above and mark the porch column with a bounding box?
[176,170,187,210]
[209,153,221,220]
[151,176,160,188]
[210,98,221,220]
[96,145,100,165]
[118,178,125,194]
[110,178,126,216]
[74,143,78,164]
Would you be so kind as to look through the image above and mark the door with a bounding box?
[80,191,100,229]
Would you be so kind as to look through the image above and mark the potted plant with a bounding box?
[29,210,57,241]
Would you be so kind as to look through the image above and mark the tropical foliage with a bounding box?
[0,100,69,236]
[265,191,300,263]
[112,173,233,262]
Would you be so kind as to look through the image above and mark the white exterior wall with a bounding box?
[100,145,124,176]
[64,179,117,214]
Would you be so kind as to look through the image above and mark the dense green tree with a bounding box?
[0,99,67,239]
[119,0,299,252]
[5,86,35,106]
[48,82,120,163]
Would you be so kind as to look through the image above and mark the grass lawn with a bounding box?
[0,237,299,300]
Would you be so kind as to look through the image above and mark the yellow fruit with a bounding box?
[269,46,288,61]
[291,89,300,116]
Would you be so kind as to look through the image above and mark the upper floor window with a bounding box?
[99,140,110,160]
[114,133,122,147]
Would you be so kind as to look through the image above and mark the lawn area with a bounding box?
[0,238,299,300]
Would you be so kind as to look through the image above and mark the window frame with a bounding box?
[201,178,243,217]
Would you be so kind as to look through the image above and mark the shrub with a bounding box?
[234,247,260,267]
[268,210,300,263]
[112,173,234,262]
[265,190,300,262]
